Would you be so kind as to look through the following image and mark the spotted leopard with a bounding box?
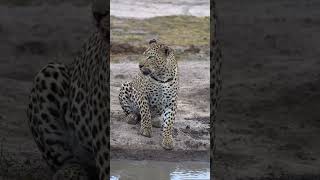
[26,0,110,179]
[210,0,223,179]
[118,39,179,150]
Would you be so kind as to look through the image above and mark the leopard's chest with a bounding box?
[146,79,178,112]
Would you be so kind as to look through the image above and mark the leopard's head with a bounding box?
[139,39,177,83]
[92,0,109,38]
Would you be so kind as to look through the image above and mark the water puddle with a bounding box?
[111,0,209,19]
[110,160,209,180]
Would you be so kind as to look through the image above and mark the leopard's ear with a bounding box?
[164,46,172,56]
[92,0,108,28]
[149,39,157,45]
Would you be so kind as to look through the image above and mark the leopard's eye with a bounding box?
[148,56,155,59]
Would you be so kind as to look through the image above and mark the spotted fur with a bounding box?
[119,40,179,150]
[210,0,223,179]
[26,2,110,179]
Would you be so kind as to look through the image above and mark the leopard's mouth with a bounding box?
[140,67,151,75]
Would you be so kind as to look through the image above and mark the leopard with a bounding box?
[210,0,223,179]
[26,0,110,179]
[118,39,179,150]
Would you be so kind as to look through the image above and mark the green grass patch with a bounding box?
[111,15,210,47]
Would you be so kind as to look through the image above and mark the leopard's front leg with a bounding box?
[135,92,152,137]
[161,107,176,150]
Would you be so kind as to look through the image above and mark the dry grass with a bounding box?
[111,15,209,47]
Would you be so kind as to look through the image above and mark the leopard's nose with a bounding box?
[139,64,144,68]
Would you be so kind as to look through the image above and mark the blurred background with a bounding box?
[0,1,96,179]
[215,0,320,179]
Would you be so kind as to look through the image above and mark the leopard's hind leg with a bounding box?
[119,82,140,125]
[27,63,94,179]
